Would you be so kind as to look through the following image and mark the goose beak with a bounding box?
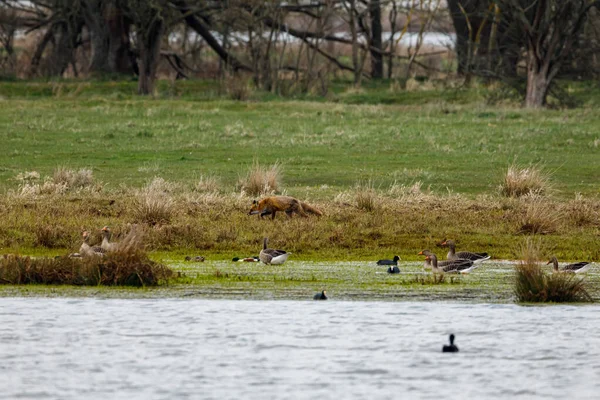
[418,251,424,255]
[546,260,552,265]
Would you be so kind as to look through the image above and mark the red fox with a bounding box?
[248,196,323,219]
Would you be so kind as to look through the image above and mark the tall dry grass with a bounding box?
[517,196,563,234]
[0,250,173,287]
[355,180,379,212]
[514,238,591,303]
[13,167,100,197]
[132,178,176,225]
[501,164,551,198]
[239,161,283,196]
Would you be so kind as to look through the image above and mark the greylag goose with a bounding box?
[443,334,459,353]
[419,250,469,270]
[547,256,591,274]
[313,290,328,300]
[422,253,476,274]
[387,265,400,274]
[80,231,105,257]
[100,226,118,252]
[441,239,490,263]
[377,255,400,266]
[259,238,290,265]
[232,256,260,262]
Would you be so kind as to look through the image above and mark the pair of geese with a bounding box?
[378,240,490,274]
[76,226,117,257]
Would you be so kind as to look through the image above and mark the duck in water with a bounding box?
[443,334,459,353]
[377,255,400,266]
[313,290,328,300]
[387,265,400,274]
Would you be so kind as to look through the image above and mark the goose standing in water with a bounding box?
[422,253,476,274]
[440,239,490,263]
[547,256,591,274]
[313,290,327,300]
[259,238,290,265]
[100,226,118,252]
[419,250,469,270]
[443,334,459,353]
[377,255,400,266]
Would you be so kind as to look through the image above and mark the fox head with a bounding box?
[248,199,261,215]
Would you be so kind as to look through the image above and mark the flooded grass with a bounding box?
[2,259,598,303]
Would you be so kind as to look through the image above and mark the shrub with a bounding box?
[514,238,591,303]
[132,178,176,225]
[501,163,550,198]
[239,161,282,196]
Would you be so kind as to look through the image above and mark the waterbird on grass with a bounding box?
[185,256,205,262]
[547,256,591,274]
[100,226,118,252]
[80,231,105,257]
[420,252,475,274]
[443,334,459,353]
[232,256,260,262]
[377,255,400,266]
[259,237,290,265]
[439,239,490,263]
[419,249,471,270]
[313,290,327,300]
[387,265,400,274]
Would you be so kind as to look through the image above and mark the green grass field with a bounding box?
[1,80,600,196]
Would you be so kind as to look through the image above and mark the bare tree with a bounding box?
[499,0,599,107]
[122,0,166,95]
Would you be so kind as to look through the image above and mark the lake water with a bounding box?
[1,299,598,399]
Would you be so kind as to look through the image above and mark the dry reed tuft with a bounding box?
[0,249,172,287]
[195,175,222,193]
[53,167,95,189]
[517,196,563,234]
[355,180,379,212]
[239,161,282,196]
[132,178,176,226]
[514,238,591,302]
[500,163,551,198]
[562,193,600,227]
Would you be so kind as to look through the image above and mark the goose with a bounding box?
[377,255,400,266]
[100,226,118,252]
[547,256,591,274]
[313,290,327,300]
[80,231,105,257]
[422,253,476,274]
[442,334,459,353]
[440,239,490,263]
[387,265,400,274]
[418,249,470,270]
[259,238,290,265]
[232,256,260,262]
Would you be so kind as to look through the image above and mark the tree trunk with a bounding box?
[369,0,383,79]
[106,5,134,74]
[524,54,550,108]
[137,19,164,95]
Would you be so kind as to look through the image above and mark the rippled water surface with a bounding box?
[1,299,599,399]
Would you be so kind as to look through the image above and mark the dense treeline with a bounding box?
[0,0,599,107]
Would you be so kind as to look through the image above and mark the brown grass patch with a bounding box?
[132,178,176,225]
[517,197,563,234]
[355,180,379,212]
[514,238,591,303]
[239,161,282,196]
[501,163,551,198]
[0,250,173,287]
